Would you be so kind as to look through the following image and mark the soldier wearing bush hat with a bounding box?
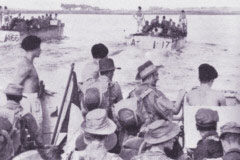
[129,60,186,127]
[131,120,180,160]
[70,109,122,160]
[220,122,240,160]
[194,108,223,160]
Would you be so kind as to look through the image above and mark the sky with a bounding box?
[1,0,240,10]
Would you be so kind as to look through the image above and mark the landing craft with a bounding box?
[0,20,64,45]
[126,34,186,51]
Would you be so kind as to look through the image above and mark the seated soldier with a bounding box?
[194,108,223,160]
[141,21,151,34]
[0,118,14,160]
[186,63,226,106]
[0,83,43,154]
[98,58,123,119]
[131,120,181,160]
[70,109,122,160]
[170,22,178,38]
[129,61,186,127]
[118,108,142,160]
[220,122,240,160]
[151,27,160,36]
[150,15,160,28]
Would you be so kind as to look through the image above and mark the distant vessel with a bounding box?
[0,20,64,45]
[126,34,186,51]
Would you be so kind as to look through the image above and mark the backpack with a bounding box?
[114,88,153,127]
[80,78,113,118]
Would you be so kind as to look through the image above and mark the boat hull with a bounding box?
[126,35,186,51]
[0,25,64,45]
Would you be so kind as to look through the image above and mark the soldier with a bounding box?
[0,83,43,153]
[194,108,223,160]
[70,109,122,160]
[98,58,123,107]
[81,43,109,82]
[14,35,43,133]
[129,60,186,128]
[0,118,14,160]
[186,63,226,106]
[131,120,180,160]
[220,122,240,160]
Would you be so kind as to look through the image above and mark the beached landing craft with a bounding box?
[0,20,64,45]
[125,34,186,51]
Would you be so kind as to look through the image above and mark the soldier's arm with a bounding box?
[14,60,31,85]
[112,82,123,103]
[156,89,186,115]
[218,92,226,106]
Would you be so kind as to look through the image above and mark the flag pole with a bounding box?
[51,63,75,145]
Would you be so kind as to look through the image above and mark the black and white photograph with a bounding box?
[0,0,240,159]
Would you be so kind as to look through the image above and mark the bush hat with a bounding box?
[3,83,26,98]
[75,132,117,151]
[144,120,180,144]
[99,58,121,72]
[220,122,240,136]
[81,109,117,135]
[135,60,163,80]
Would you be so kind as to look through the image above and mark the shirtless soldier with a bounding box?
[186,63,226,106]
[14,35,43,133]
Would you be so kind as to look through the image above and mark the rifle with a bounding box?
[51,63,75,145]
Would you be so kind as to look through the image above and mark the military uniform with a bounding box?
[129,83,173,126]
[131,120,180,160]
[194,131,223,160]
[71,148,122,160]
[70,109,122,160]
[222,148,240,160]
[194,108,223,160]
[220,122,240,160]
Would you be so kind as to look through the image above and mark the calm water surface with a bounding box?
[0,14,240,102]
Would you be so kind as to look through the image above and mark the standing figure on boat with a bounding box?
[13,36,44,139]
[193,108,223,160]
[131,120,181,160]
[186,63,226,106]
[179,10,187,32]
[134,6,145,33]
[0,6,3,28]
[220,122,240,160]
[70,109,123,160]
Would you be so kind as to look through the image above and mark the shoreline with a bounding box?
[4,9,240,15]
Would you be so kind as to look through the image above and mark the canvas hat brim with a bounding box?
[144,123,180,144]
[99,67,121,72]
[135,65,163,80]
[2,90,27,98]
[81,118,117,135]
[76,132,117,151]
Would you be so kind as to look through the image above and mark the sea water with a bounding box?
[0,14,240,103]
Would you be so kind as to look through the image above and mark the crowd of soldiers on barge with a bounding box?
[134,7,187,38]
[0,6,239,160]
[0,6,59,31]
